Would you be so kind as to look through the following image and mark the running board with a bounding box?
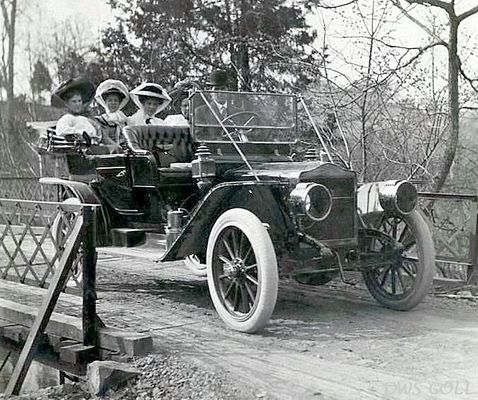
[100,231,167,261]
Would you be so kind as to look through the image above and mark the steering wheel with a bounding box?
[220,111,261,141]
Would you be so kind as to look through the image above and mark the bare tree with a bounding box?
[392,0,478,192]
[306,0,458,186]
[0,0,17,132]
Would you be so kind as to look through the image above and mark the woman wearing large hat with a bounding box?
[95,79,130,142]
[52,77,102,144]
[95,79,130,124]
[127,82,172,126]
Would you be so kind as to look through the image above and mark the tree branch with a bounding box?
[457,57,478,93]
[315,0,357,9]
[404,0,453,13]
[457,5,478,22]
[391,0,446,42]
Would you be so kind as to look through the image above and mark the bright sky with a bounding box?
[8,0,478,100]
[13,0,115,93]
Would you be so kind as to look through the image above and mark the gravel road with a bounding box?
[2,250,478,400]
[91,252,478,400]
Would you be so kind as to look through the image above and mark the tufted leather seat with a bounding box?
[123,125,194,166]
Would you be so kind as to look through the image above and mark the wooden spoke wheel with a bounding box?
[207,208,278,333]
[362,210,435,310]
[52,197,83,285]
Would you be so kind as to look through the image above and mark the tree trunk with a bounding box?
[5,0,17,133]
[237,0,251,91]
[433,19,459,192]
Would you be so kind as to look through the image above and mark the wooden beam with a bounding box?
[0,299,153,356]
[5,213,85,395]
[60,343,96,364]
[82,206,97,347]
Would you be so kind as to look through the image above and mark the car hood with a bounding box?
[225,161,356,184]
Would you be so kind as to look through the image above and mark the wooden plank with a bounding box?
[60,344,96,364]
[51,338,80,353]
[5,213,85,395]
[0,299,153,356]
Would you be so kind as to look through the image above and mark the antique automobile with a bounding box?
[38,89,435,333]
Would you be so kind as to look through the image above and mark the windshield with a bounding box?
[191,90,297,142]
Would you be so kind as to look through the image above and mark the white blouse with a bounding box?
[101,110,128,126]
[56,114,102,144]
[127,110,164,126]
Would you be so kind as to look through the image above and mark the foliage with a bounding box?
[56,51,105,86]
[30,59,52,97]
[98,0,321,91]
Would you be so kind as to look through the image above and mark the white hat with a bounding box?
[95,79,130,112]
[130,82,171,115]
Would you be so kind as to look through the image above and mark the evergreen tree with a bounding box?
[98,0,321,91]
[30,60,52,102]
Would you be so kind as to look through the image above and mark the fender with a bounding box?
[161,180,296,262]
[39,177,111,244]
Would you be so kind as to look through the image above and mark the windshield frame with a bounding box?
[189,88,298,143]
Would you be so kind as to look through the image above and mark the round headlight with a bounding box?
[290,183,333,221]
[378,180,417,215]
[396,181,417,214]
[304,184,333,221]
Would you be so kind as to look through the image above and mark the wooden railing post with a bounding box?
[82,206,98,347]
[467,197,478,284]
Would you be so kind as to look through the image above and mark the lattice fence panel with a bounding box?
[0,199,86,294]
[0,177,58,202]
[419,196,476,281]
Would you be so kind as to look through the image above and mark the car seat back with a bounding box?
[123,125,194,165]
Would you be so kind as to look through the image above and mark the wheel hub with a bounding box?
[223,258,245,279]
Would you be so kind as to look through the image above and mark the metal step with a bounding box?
[111,228,146,247]
[97,243,166,261]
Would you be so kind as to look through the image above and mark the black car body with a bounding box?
[39,89,435,332]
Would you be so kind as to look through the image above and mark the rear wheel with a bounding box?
[52,197,83,287]
[184,255,207,277]
[361,210,435,310]
[207,208,278,333]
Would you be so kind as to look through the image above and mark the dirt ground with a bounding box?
[1,247,478,399]
[87,251,478,400]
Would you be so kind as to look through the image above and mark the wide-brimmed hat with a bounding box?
[51,77,95,108]
[206,69,229,88]
[130,82,171,114]
[95,79,130,111]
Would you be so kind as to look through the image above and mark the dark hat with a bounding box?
[206,69,229,88]
[51,77,96,108]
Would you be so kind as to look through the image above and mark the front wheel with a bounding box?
[207,208,278,333]
[361,210,435,310]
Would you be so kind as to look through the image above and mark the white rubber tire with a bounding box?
[206,208,278,333]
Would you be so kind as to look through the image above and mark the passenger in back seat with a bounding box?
[51,77,120,154]
[128,83,172,126]
[95,79,130,143]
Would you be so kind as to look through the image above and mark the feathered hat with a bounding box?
[95,79,130,112]
[130,82,172,115]
[51,77,95,108]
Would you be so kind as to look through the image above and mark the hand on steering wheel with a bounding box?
[220,111,261,141]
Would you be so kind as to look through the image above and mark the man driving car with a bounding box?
[194,70,259,141]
